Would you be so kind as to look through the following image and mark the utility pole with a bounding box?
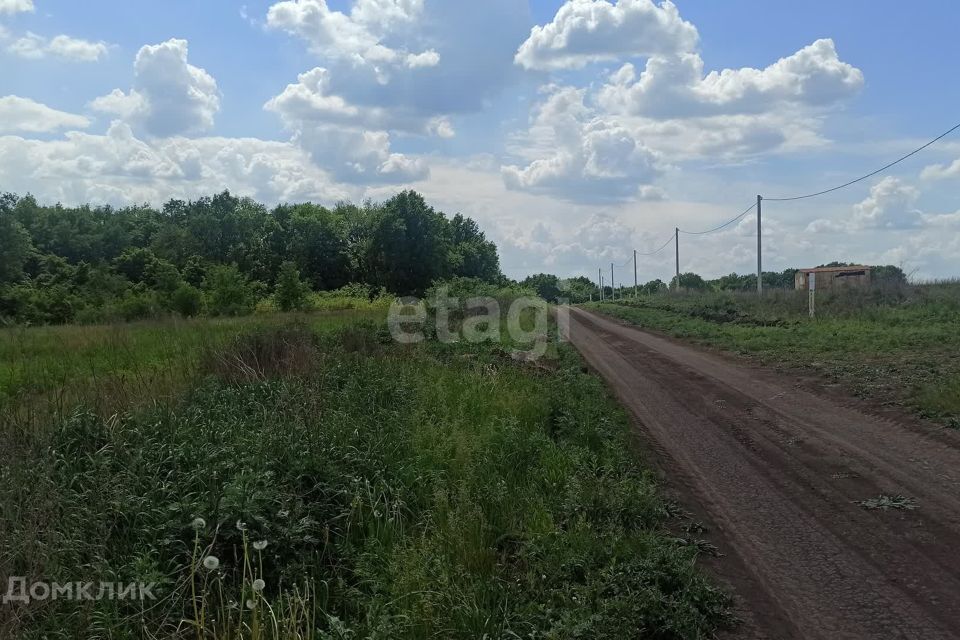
[599,268,604,301]
[757,194,763,296]
[610,263,615,301]
[674,227,680,291]
[633,249,638,298]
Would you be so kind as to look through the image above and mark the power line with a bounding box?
[600,119,960,297]
[765,120,960,202]
[634,233,676,257]
[678,202,757,236]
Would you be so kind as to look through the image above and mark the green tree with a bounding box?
[113,248,160,283]
[448,214,501,282]
[522,273,562,302]
[358,191,453,295]
[274,261,311,312]
[204,265,255,317]
[873,265,907,285]
[273,203,350,290]
[0,195,33,285]
[671,272,707,290]
[640,279,668,295]
[171,284,203,317]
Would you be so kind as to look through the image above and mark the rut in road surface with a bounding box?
[564,307,960,640]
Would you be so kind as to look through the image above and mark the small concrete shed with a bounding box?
[795,266,871,291]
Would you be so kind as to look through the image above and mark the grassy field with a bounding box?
[0,310,731,638]
[586,283,960,427]
[0,312,384,430]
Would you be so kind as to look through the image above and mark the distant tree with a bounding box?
[274,203,350,290]
[448,214,501,282]
[872,265,907,285]
[171,284,203,317]
[113,248,160,283]
[522,273,562,302]
[671,272,707,290]
[146,259,182,294]
[715,273,752,291]
[561,275,597,302]
[274,261,311,312]
[1,189,506,324]
[359,191,453,295]
[0,196,33,285]
[204,265,254,317]
[640,279,668,295]
[182,256,207,288]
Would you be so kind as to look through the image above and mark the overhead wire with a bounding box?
[601,119,960,286]
[678,202,757,236]
[764,120,960,202]
[635,233,676,257]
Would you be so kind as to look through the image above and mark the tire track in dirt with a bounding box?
[565,307,960,640]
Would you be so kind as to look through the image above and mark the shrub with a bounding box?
[274,261,311,312]
[118,292,157,321]
[171,284,203,317]
[205,265,255,317]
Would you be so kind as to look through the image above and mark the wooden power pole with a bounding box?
[757,195,763,296]
[674,227,680,291]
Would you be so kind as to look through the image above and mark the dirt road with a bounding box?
[564,307,960,640]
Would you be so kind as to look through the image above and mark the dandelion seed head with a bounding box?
[236,520,247,531]
[252,579,266,592]
[191,517,206,530]
[246,599,256,610]
[253,540,268,551]
[202,556,220,571]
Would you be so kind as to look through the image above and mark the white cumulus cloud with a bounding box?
[598,39,863,118]
[0,0,33,15]
[506,0,863,201]
[91,39,220,138]
[515,0,698,71]
[266,0,436,76]
[0,122,352,206]
[852,177,922,229]
[0,95,89,134]
[921,158,960,181]
[7,32,109,61]
[502,86,663,203]
[806,177,960,233]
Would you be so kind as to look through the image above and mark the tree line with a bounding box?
[0,190,502,324]
[520,263,908,303]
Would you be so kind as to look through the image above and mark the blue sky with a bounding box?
[2,0,959,281]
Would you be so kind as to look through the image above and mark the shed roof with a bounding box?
[798,266,871,274]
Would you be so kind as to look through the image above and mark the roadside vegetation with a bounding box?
[0,307,732,638]
[586,280,960,428]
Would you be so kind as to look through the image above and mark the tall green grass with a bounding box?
[0,311,384,427]
[0,316,731,638]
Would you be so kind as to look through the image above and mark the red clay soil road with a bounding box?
[564,307,960,640]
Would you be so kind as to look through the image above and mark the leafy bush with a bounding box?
[204,265,255,317]
[118,291,157,321]
[273,261,311,312]
[170,284,203,317]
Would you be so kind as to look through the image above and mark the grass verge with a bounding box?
[586,286,960,427]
